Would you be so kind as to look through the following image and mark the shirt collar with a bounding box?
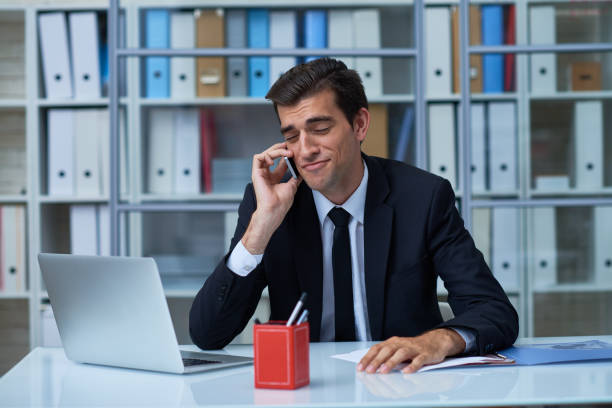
[312,160,368,226]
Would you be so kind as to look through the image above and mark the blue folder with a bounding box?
[145,9,169,98]
[99,41,109,95]
[303,10,327,63]
[481,5,504,93]
[248,9,269,97]
[500,340,612,365]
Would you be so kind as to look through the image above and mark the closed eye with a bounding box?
[284,133,298,142]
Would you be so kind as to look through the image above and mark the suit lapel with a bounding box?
[363,155,393,340]
[292,183,324,341]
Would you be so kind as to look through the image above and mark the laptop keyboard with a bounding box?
[182,358,222,367]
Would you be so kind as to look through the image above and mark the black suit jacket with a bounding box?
[190,155,518,354]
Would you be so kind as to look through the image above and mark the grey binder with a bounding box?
[226,10,247,97]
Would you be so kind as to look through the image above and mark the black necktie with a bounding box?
[328,207,356,341]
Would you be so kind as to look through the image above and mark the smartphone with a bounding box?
[283,156,299,179]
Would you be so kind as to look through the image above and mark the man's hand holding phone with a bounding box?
[241,143,301,255]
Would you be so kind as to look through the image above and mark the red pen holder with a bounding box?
[253,321,310,389]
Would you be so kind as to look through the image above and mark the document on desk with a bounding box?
[500,340,612,365]
[331,348,514,373]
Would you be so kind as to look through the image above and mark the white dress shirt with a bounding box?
[227,162,475,350]
[311,162,370,341]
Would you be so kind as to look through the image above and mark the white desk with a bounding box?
[1,336,612,407]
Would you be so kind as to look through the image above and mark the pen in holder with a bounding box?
[253,321,310,389]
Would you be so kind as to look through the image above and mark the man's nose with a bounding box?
[298,132,319,156]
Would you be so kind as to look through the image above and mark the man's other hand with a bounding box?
[357,328,466,374]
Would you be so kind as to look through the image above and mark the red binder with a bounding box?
[504,5,516,92]
[199,109,216,193]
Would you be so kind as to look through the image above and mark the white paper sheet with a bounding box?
[331,348,512,373]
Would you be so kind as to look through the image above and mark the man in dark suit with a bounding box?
[190,58,518,374]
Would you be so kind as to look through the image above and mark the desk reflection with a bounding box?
[58,363,186,406]
[357,366,519,402]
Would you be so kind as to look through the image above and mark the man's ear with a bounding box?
[353,107,370,143]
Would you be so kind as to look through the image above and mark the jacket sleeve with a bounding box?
[427,179,519,354]
[189,183,268,350]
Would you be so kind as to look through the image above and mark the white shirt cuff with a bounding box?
[226,240,263,277]
[450,327,477,354]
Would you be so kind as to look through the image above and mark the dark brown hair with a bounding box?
[265,58,368,126]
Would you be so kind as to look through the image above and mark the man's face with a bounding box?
[278,88,368,201]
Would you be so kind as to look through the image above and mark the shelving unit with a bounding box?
[0,1,611,368]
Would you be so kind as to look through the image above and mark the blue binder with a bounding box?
[145,9,170,98]
[481,5,504,93]
[99,41,109,95]
[248,9,269,97]
[303,10,327,63]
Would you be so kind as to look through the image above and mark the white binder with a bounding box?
[529,6,556,94]
[328,10,355,69]
[98,204,110,256]
[70,205,98,255]
[488,102,517,192]
[97,205,128,256]
[472,207,491,267]
[38,12,73,98]
[68,12,101,99]
[224,211,239,253]
[47,109,75,196]
[74,109,101,197]
[508,295,520,319]
[148,108,174,194]
[471,103,486,193]
[170,11,196,98]
[353,9,382,97]
[574,101,603,190]
[270,11,297,83]
[428,104,456,189]
[173,108,201,194]
[594,207,612,285]
[425,7,452,95]
[492,207,519,291]
[530,207,557,288]
[98,109,110,197]
[226,10,247,97]
[1,206,26,292]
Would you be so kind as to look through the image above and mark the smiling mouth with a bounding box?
[301,160,329,171]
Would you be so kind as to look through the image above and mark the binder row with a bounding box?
[147,103,414,196]
[528,206,612,288]
[144,8,384,98]
[46,109,128,197]
[0,206,26,293]
[147,107,250,195]
[472,206,612,291]
[38,12,124,99]
[148,108,206,195]
[428,101,517,192]
[33,5,581,100]
[533,100,604,192]
[69,205,128,256]
[428,4,516,96]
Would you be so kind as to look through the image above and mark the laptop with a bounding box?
[38,253,253,374]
